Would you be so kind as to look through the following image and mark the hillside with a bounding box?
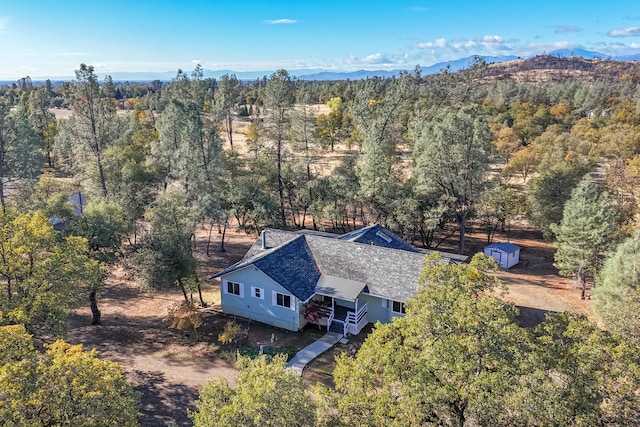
[485,54,640,83]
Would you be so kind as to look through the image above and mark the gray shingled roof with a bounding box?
[304,235,429,302]
[213,226,460,303]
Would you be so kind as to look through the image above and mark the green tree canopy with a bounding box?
[0,98,43,211]
[0,325,139,426]
[189,354,316,427]
[54,64,123,197]
[593,230,640,340]
[264,69,295,227]
[66,199,128,256]
[526,162,588,239]
[326,254,640,426]
[27,86,57,168]
[552,176,621,298]
[132,187,199,303]
[0,210,103,336]
[505,311,640,426]
[329,254,524,426]
[412,106,492,254]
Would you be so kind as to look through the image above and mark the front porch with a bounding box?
[302,274,370,336]
[327,300,368,336]
[304,296,368,336]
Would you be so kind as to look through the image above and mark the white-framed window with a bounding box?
[224,280,243,298]
[251,286,264,299]
[272,291,294,310]
[391,300,406,314]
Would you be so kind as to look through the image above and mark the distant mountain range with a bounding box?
[3,49,640,84]
[295,50,640,81]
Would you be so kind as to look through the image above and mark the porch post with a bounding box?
[332,297,335,311]
[355,297,358,313]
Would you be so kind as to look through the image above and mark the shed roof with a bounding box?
[485,242,520,253]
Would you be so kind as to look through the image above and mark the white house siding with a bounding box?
[219,266,305,332]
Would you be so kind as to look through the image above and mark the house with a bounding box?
[212,225,467,336]
[484,242,520,269]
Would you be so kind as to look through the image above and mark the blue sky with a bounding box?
[1,0,639,79]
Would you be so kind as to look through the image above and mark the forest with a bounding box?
[1,56,640,425]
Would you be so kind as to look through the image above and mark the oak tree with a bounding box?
[189,354,316,427]
[0,210,103,336]
[0,325,139,426]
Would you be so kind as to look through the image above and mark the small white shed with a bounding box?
[484,242,520,269]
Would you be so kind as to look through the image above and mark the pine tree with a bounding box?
[552,176,620,299]
[593,231,640,340]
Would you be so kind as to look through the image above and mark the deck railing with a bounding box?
[346,303,367,324]
[344,303,368,335]
[326,309,335,332]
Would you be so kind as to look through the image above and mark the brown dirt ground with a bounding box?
[463,224,594,324]
[67,225,323,427]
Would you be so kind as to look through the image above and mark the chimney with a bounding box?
[261,229,268,250]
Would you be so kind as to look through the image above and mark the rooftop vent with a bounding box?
[376,231,393,243]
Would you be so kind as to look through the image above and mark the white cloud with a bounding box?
[474,35,509,51]
[417,38,448,49]
[417,35,511,54]
[478,35,504,43]
[589,41,640,56]
[0,17,8,32]
[192,59,202,64]
[608,26,640,37]
[514,40,579,56]
[265,19,297,25]
[362,53,392,64]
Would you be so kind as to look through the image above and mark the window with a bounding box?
[251,286,264,299]
[273,291,293,309]
[224,280,243,297]
[391,300,406,314]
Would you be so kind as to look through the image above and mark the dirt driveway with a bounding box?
[477,227,594,326]
[67,272,237,426]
